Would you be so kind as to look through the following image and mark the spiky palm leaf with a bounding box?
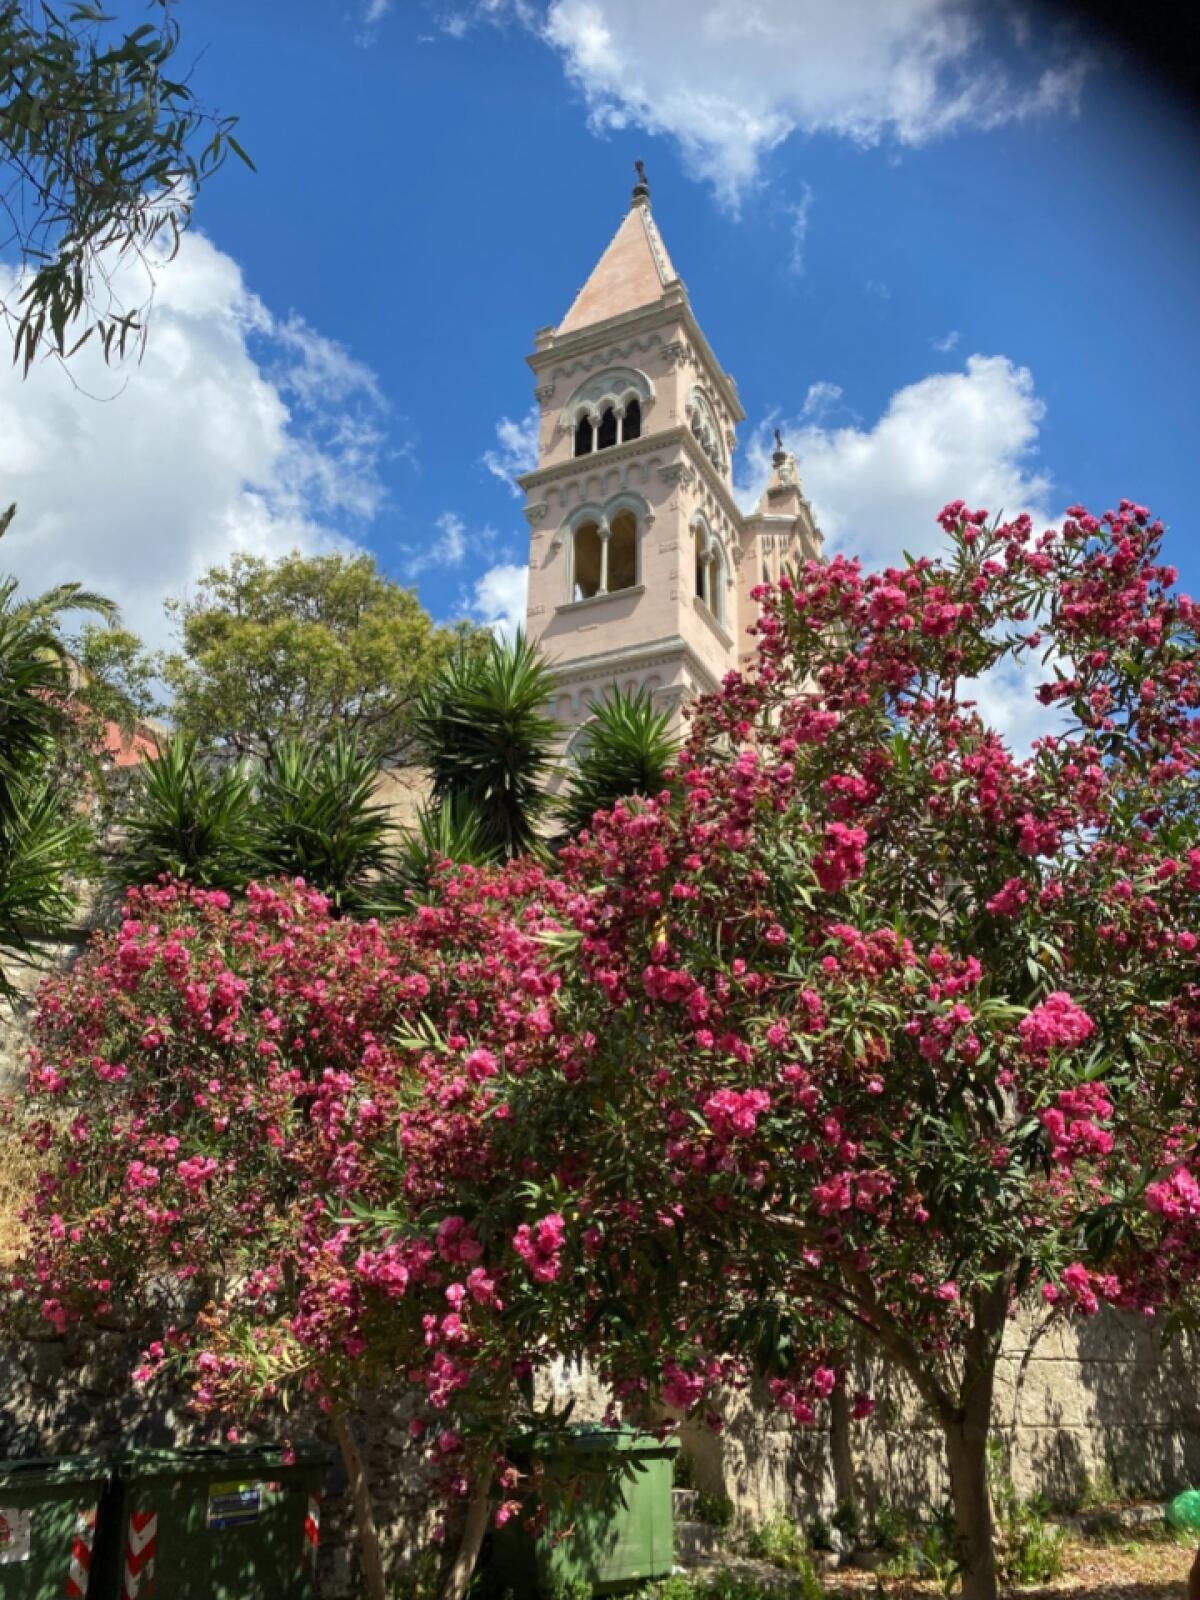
[0,513,117,997]
[111,734,259,893]
[412,631,561,861]
[391,796,500,900]
[255,735,396,915]
[559,686,680,836]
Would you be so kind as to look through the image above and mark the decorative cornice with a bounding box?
[533,383,556,405]
[528,299,744,423]
[524,502,548,526]
[519,425,746,535]
[540,633,722,696]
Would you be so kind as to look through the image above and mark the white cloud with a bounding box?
[0,232,387,647]
[785,184,814,276]
[739,352,1058,751]
[483,406,540,496]
[403,511,474,578]
[933,329,961,352]
[535,0,1091,208]
[739,353,1051,565]
[470,562,528,639]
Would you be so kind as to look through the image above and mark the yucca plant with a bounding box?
[255,735,397,915]
[412,631,561,861]
[391,796,499,900]
[111,734,259,893]
[0,506,116,997]
[559,685,680,836]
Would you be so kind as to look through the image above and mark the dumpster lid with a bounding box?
[115,1441,330,1480]
[0,1454,110,1489]
[515,1425,678,1456]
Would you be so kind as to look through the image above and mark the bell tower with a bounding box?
[520,169,821,751]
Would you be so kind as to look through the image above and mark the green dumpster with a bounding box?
[96,1443,330,1600]
[491,1427,678,1596]
[0,1455,108,1599]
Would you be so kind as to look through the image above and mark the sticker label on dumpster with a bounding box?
[0,1507,31,1564]
[206,1482,263,1530]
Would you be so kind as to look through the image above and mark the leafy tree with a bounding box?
[71,622,161,734]
[0,507,115,996]
[559,685,679,836]
[412,631,561,861]
[111,733,258,893]
[163,550,474,762]
[255,734,397,916]
[1,0,250,372]
[546,500,1200,1600]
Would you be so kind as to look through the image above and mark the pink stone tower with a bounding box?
[520,168,822,759]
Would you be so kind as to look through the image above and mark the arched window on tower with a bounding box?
[607,510,637,591]
[569,509,640,603]
[574,415,594,458]
[572,521,604,601]
[621,398,641,442]
[596,407,618,451]
[693,520,728,627]
[694,525,709,606]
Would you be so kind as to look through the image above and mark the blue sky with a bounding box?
[3,0,1199,662]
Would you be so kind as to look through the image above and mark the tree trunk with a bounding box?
[942,1376,999,1600]
[829,1382,858,1523]
[440,1481,493,1600]
[333,1412,388,1600]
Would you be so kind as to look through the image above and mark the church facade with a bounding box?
[519,172,823,753]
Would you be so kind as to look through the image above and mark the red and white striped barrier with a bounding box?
[303,1491,321,1575]
[65,1505,97,1598]
[122,1508,157,1599]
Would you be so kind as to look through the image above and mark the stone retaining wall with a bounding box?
[679,1309,1200,1527]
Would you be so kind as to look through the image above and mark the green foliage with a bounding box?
[830,1501,860,1544]
[163,550,475,762]
[990,1449,1066,1586]
[878,1521,960,1593]
[634,1572,822,1600]
[413,631,561,861]
[559,686,679,836]
[545,1579,592,1600]
[0,0,250,371]
[672,1450,696,1490]
[112,734,258,893]
[0,509,114,995]
[255,735,397,916]
[392,797,499,899]
[870,1502,915,1555]
[804,1516,832,1553]
[71,623,161,735]
[388,1548,441,1600]
[696,1490,734,1529]
[113,732,407,912]
[742,1514,813,1573]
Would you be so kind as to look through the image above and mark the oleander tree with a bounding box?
[534,500,1200,1600]
[9,871,588,1600]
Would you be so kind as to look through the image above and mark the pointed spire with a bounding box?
[558,166,681,336]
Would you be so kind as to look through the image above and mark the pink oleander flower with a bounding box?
[1019,992,1095,1055]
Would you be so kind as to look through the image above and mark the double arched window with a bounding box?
[561,495,648,604]
[692,515,729,628]
[565,367,652,459]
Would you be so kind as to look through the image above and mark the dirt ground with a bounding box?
[818,1535,1196,1599]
